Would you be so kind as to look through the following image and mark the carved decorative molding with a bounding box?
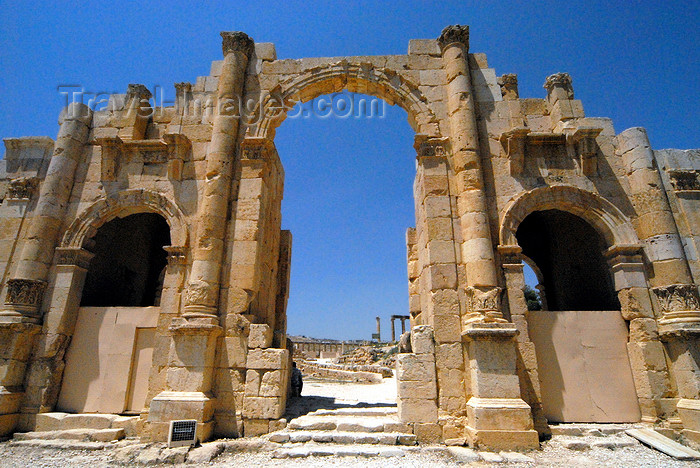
[94,135,191,181]
[5,279,46,310]
[464,286,506,325]
[498,244,523,265]
[569,126,602,176]
[221,31,254,57]
[498,74,519,100]
[6,177,39,200]
[414,134,448,160]
[652,284,700,313]
[668,170,700,193]
[499,127,530,176]
[55,247,95,269]
[240,137,276,161]
[438,25,469,51]
[164,246,187,266]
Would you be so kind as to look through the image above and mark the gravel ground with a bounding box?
[0,377,697,467]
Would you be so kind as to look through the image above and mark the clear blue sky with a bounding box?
[1,1,698,340]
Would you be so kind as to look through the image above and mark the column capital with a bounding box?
[438,24,469,51]
[652,284,700,337]
[543,72,574,102]
[6,177,39,201]
[221,31,254,57]
[463,286,507,326]
[2,278,47,318]
[498,245,523,265]
[498,73,519,100]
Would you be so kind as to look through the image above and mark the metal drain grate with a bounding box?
[168,419,197,448]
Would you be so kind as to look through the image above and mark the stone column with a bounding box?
[183,31,253,321]
[438,25,537,450]
[438,25,500,318]
[0,103,92,323]
[376,316,381,341]
[498,245,549,436]
[0,103,91,436]
[391,316,396,342]
[148,32,252,444]
[615,127,700,440]
[18,247,94,431]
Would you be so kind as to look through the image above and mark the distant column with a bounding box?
[401,317,407,335]
[390,317,396,342]
[376,316,381,341]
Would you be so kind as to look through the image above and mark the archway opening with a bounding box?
[81,212,171,307]
[515,209,619,311]
[275,91,415,413]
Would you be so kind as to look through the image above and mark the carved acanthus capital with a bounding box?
[498,74,519,100]
[652,284,700,313]
[4,279,46,312]
[221,31,254,57]
[543,72,574,101]
[438,25,470,51]
[464,286,507,325]
[174,82,193,93]
[55,247,95,270]
[126,83,152,101]
[6,177,39,200]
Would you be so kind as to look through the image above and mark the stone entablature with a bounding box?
[0,24,698,451]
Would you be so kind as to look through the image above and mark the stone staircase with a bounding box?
[267,406,418,458]
[10,412,139,450]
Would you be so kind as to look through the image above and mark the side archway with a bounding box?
[61,189,188,250]
[499,185,639,248]
[250,61,441,140]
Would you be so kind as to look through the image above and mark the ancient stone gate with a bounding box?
[0,25,699,450]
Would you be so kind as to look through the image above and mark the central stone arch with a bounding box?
[250,60,442,140]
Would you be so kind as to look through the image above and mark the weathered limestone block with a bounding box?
[629,318,659,342]
[246,348,289,370]
[248,324,273,349]
[398,397,438,423]
[398,379,437,399]
[259,370,283,397]
[410,325,435,355]
[245,369,261,396]
[396,353,436,382]
[242,396,283,419]
[216,335,248,368]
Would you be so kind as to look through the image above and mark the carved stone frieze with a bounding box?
[668,170,700,193]
[464,286,507,325]
[500,128,530,176]
[569,126,602,176]
[414,135,448,160]
[55,247,95,270]
[164,246,187,266]
[6,177,38,200]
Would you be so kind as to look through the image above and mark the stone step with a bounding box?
[287,415,404,433]
[269,430,417,445]
[309,407,397,417]
[13,427,125,442]
[549,424,628,437]
[626,428,700,460]
[271,443,408,458]
[10,439,110,450]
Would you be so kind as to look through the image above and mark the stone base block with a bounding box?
[677,399,700,433]
[148,391,216,443]
[398,397,438,423]
[243,418,271,437]
[0,413,19,437]
[466,427,539,451]
[682,429,700,446]
[465,397,538,450]
[213,412,240,438]
[466,397,534,431]
[148,420,214,444]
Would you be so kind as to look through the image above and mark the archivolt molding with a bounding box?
[499,185,639,248]
[61,189,188,249]
[251,60,441,139]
